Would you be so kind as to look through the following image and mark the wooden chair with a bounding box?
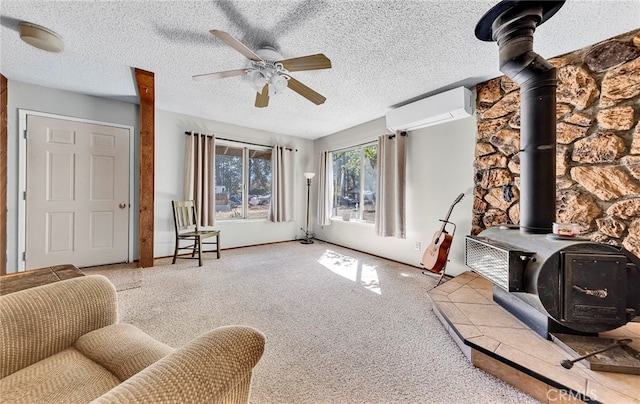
[172,200,220,266]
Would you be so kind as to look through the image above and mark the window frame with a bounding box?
[331,141,378,224]
[214,140,272,221]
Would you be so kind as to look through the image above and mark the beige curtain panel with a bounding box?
[375,133,407,238]
[269,145,294,222]
[184,132,215,227]
[316,151,333,226]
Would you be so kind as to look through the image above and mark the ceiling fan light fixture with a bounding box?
[268,74,288,96]
[247,69,267,92]
[18,22,63,52]
[199,30,331,107]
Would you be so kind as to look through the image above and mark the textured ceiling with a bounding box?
[1,1,639,139]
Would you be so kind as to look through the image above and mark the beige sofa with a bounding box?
[0,275,265,403]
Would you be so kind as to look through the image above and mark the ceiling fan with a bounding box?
[193,30,331,108]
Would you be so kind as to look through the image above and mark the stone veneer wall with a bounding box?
[473,29,640,258]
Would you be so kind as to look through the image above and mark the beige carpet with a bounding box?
[85,240,539,404]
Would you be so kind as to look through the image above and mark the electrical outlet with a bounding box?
[415,241,421,251]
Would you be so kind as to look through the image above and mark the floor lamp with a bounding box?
[301,172,315,244]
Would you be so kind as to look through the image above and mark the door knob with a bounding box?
[119,203,127,209]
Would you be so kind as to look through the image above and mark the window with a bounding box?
[215,143,272,219]
[332,143,378,222]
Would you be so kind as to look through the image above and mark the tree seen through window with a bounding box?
[332,143,377,222]
[215,144,271,219]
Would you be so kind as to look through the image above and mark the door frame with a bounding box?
[16,109,135,271]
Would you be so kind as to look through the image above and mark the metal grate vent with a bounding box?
[465,237,509,290]
[465,236,532,292]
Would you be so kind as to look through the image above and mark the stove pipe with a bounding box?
[476,1,565,234]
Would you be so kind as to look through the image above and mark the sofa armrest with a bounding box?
[0,275,118,377]
[92,325,266,404]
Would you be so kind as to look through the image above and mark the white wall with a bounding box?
[5,79,475,275]
[4,80,315,271]
[154,110,315,257]
[5,81,139,273]
[312,115,476,276]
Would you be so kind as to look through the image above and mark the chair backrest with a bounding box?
[172,200,199,233]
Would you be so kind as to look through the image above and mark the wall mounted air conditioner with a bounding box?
[385,86,474,132]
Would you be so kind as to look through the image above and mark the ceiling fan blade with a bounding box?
[192,69,246,81]
[286,76,326,105]
[255,84,269,108]
[279,54,332,72]
[210,30,263,62]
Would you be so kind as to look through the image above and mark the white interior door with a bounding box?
[25,115,130,269]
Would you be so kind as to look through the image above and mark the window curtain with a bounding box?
[269,145,294,222]
[375,132,406,238]
[184,131,215,227]
[317,151,333,226]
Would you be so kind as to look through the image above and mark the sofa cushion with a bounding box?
[92,326,265,404]
[74,323,175,382]
[0,347,120,403]
[0,275,117,378]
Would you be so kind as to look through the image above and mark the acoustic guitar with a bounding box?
[421,193,465,274]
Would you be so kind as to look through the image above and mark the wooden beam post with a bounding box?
[134,69,155,268]
[1,75,7,275]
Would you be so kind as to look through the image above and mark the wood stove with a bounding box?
[466,226,640,338]
[470,0,640,373]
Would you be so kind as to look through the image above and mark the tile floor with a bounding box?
[428,271,640,404]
